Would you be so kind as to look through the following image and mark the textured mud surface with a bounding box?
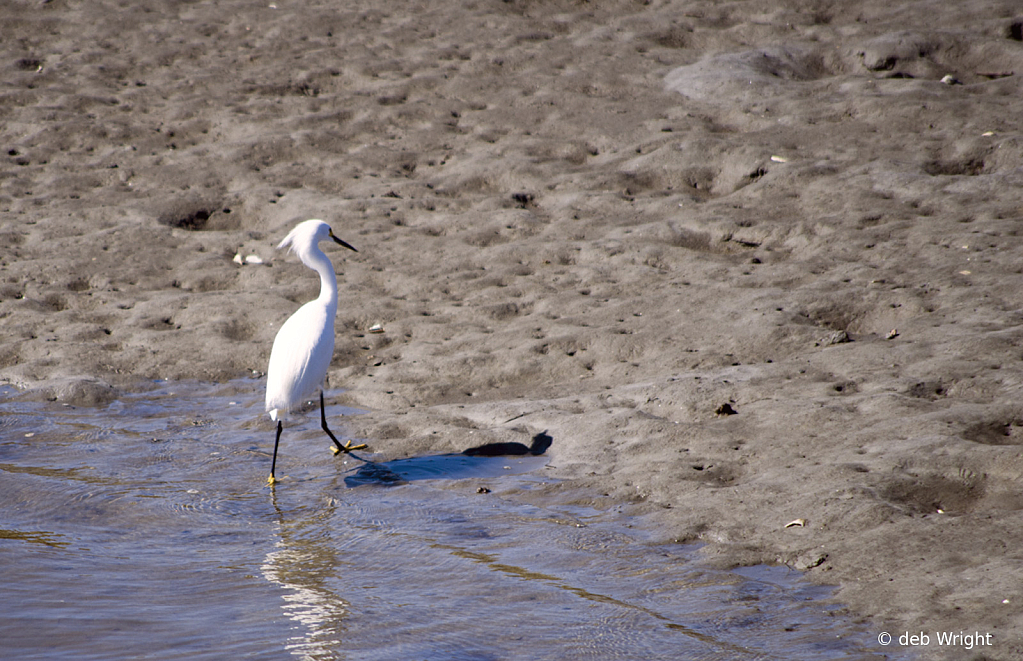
[3,2,1023,657]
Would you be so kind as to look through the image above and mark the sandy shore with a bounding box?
[3,0,1023,656]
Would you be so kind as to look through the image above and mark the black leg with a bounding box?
[320,390,346,453]
[269,419,283,485]
[320,390,368,455]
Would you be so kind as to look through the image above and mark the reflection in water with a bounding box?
[0,382,904,660]
[263,492,350,660]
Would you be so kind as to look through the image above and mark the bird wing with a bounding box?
[264,301,336,415]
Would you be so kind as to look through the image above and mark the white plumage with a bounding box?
[266,220,340,419]
[264,219,364,484]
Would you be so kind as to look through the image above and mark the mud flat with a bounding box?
[2,1,1023,657]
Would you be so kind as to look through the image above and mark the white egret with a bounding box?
[265,219,367,485]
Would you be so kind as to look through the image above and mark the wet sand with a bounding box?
[2,1,1023,657]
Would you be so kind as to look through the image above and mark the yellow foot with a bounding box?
[331,440,369,455]
[267,474,278,486]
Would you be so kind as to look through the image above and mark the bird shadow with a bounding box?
[344,432,553,488]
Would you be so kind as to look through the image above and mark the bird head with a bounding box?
[278,219,358,260]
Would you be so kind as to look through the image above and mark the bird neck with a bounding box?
[306,247,339,309]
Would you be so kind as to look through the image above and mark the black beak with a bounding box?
[330,233,358,252]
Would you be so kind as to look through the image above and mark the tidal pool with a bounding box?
[0,381,897,659]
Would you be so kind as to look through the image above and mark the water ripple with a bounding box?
[0,381,899,660]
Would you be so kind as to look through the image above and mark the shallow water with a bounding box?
[0,381,895,660]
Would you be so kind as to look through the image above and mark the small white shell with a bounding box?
[244,254,264,265]
[784,518,807,528]
[368,323,385,334]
